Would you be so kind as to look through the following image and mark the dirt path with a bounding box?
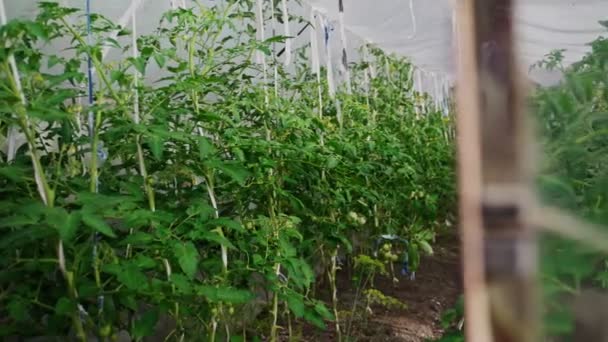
[302,234,462,341]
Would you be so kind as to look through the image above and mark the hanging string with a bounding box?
[86,0,94,137]
[337,0,352,93]
[281,0,291,66]
[255,0,269,104]
[101,0,144,60]
[310,8,323,118]
[131,14,140,126]
[270,0,279,97]
[407,0,417,39]
[85,0,105,318]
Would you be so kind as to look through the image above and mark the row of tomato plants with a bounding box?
[0,1,455,340]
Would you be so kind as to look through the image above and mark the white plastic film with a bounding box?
[337,6,352,93]
[319,15,336,99]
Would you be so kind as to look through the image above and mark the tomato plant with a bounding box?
[0,1,455,340]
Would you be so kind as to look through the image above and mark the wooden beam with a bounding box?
[456,0,539,341]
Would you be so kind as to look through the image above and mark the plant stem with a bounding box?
[270,262,281,342]
[60,18,121,105]
[328,249,342,342]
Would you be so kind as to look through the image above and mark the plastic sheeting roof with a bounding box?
[305,0,608,86]
[4,0,608,90]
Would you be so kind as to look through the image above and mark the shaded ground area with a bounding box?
[299,234,462,341]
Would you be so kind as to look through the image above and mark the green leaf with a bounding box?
[189,229,236,250]
[0,165,27,182]
[122,232,154,245]
[153,53,166,68]
[0,215,39,228]
[285,293,306,318]
[117,263,148,290]
[326,156,339,169]
[54,297,74,317]
[303,310,326,330]
[8,297,29,322]
[174,241,199,279]
[134,255,156,269]
[132,309,159,339]
[197,286,253,303]
[82,212,116,238]
[147,134,164,161]
[130,56,147,75]
[205,160,250,185]
[45,207,79,241]
[418,240,434,255]
[170,274,193,295]
[314,301,334,321]
[26,22,48,40]
[186,202,215,220]
[207,218,245,232]
[197,136,216,160]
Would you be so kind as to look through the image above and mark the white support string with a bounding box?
[407,0,417,39]
[310,8,323,118]
[101,0,145,60]
[255,0,269,104]
[281,0,291,66]
[270,0,279,97]
[255,0,266,65]
[131,13,140,126]
[0,0,48,204]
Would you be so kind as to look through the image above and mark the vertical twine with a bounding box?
[407,0,417,39]
[255,0,269,104]
[281,0,291,66]
[0,0,48,204]
[310,8,323,118]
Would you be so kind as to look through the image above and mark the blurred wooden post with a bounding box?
[456,0,539,341]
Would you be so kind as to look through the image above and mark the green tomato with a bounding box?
[100,324,112,337]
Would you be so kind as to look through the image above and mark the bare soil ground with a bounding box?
[298,234,462,341]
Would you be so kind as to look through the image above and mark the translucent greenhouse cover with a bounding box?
[3,0,608,94]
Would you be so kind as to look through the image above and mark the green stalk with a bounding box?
[328,249,342,342]
[270,262,281,342]
[59,18,122,105]
[210,316,217,342]
[6,62,87,339]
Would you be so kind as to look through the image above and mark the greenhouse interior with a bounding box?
[1,0,608,341]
